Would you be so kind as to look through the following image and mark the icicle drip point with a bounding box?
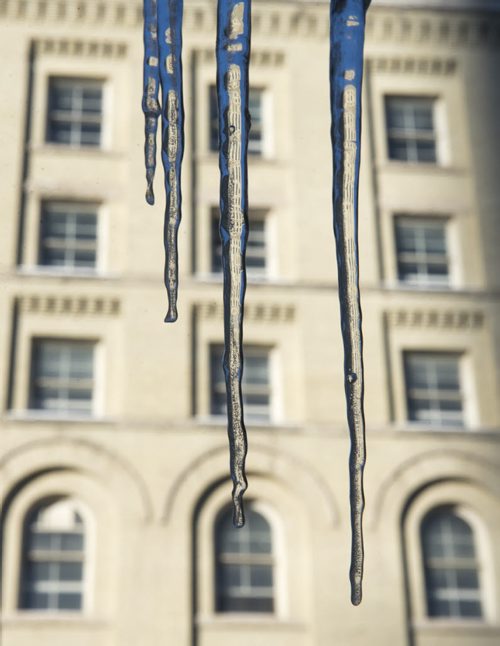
[330,0,371,606]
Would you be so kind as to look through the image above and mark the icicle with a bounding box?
[142,0,160,205]
[330,0,371,606]
[216,0,252,528]
[157,0,185,322]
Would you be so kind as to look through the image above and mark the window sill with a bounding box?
[413,620,500,635]
[17,266,112,280]
[1,612,108,628]
[196,614,306,630]
[378,161,464,174]
[30,143,122,159]
[195,416,298,431]
[5,411,113,425]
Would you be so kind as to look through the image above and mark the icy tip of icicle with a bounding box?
[350,573,363,606]
[145,186,155,205]
[164,308,178,323]
[232,494,245,528]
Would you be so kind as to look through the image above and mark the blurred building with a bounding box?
[1,0,500,645]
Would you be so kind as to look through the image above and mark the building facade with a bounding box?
[1,1,500,645]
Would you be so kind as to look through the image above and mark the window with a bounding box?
[210,345,272,421]
[39,201,98,270]
[421,507,483,619]
[404,353,463,427]
[385,96,437,163]
[209,86,265,155]
[394,216,449,286]
[20,498,86,611]
[215,504,274,613]
[211,208,268,276]
[46,78,103,147]
[29,339,95,415]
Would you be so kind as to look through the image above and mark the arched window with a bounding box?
[215,504,274,613]
[20,498,86,611]
[421,506,483,619]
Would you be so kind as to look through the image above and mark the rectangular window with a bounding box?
[404,352,464,427]
[211,208,268,276]
[209,86,264,155]
[385,96,437,163]
[29,339,95,415]
[39,202,98,270]
[46,77,103,147]
[394,216,449,286]
[210,345,272,421]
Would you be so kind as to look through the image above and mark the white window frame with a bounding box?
[385,95,438,164]
[20,498,88,613]
[37,200,101,274]
[46,77,105,148]
[403,352,465,428]
[214,502,275,614]
[421,506,484,620]
[208,86,270,158]
[29,338,97,418]
[209,344,274,423]
[394,215,451,288]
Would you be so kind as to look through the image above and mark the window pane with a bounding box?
[215,506,274,613]
[21,499,86,612]
[211,210,267,275]
[46,78,103,147]
[210,346,271,421]
[395,216,449,286]
[30,340,95,415]
[385,96,437,163]
[404,353,463,426]
[421,507,483,619]
[39,203,98,270]
[209,86,264,155]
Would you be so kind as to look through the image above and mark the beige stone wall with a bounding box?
[0,1,499,645]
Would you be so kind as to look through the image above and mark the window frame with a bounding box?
[210,207,269,278]
[208,85,269,157]
[393,214,451,288]
[19,497,88,613]
[28,337,97,419]
[37,200,101,274]
[384,95,439,164]
[214,502,275,614]
[403,351,465,429]
[45,76,105,149]
[209,344,274,423]
[403,482,497,630]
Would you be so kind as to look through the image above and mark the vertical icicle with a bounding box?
[142,0,160,205]
[330,0,371,606]
[216,0,252,528]
[157,0,185,322]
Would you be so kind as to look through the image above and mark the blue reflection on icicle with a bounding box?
[330,0,371,605]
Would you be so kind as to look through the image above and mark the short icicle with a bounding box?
[142,0,160,205]
[158,0,185,323]
[329,0,371,605]
[216,0,252,528]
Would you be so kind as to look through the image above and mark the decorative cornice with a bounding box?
[386,308,484,329]
[18,294,121,316]
[1,2,499,49]
[35,38,128,58]
[368,56,456,75]
[196,301,295,323]
[197,48,285,67]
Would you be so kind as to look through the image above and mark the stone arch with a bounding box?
[368,449,500,530]
[0,436,154,523]
[162,442,339,527]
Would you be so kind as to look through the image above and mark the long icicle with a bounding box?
[142,0,160,205]
[216,0,252,528]
[330,0,371,605]
[158,0,185,322]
